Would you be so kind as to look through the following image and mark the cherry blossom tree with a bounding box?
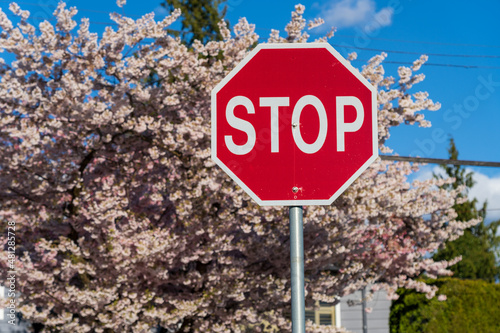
[0,2,477,332]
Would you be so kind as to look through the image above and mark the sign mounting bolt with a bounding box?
[292,187,299,193]
[292,123,298,129]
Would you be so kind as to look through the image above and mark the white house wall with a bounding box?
[339,289,391,333]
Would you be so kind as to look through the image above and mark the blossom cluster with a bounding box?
[0,3,475,332]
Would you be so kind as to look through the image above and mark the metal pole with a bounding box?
[289,206,305,333]
[361,286,368,333]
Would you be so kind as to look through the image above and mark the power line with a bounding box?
[331,34,500,49]
[353,59,500,70]
[380,155,500,168]
[329,43,500,59]
[381,60,500,70]
[254,27,500,49]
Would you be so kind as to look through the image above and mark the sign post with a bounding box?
[289,206,305,333]
[211,43,377,332]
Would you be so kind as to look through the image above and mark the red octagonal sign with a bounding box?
[212,43,377,206]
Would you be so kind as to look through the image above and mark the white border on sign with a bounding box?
[211,43,378,206]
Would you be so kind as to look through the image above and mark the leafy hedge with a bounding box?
[390,278,500,333]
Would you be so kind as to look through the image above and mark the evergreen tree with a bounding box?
[161,0,227,45]
[433,138,500,282]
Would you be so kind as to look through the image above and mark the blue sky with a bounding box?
[1,0,500,220]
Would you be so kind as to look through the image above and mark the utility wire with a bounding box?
[329,43,500,59]
[381,61,500,70]
[254,27,500,49]
[380,155,500,168]
[329,34,500,49]
[353,59,500,70]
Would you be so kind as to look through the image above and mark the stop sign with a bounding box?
[211,43,377,206]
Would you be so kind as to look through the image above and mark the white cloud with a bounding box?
[469,171,500,223]
[317,0,394,30]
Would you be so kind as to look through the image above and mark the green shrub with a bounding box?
[390,278,500,333]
